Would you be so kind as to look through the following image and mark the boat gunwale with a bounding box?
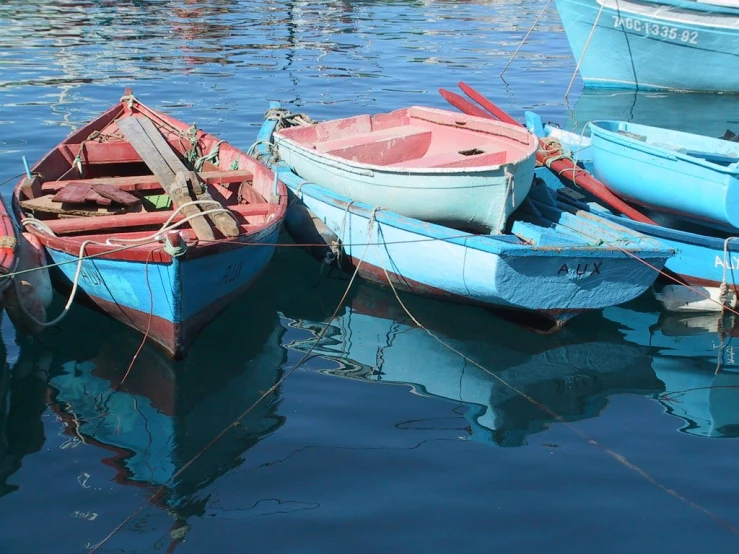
[273,106,539,176]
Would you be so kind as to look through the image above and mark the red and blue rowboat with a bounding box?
[13,91,287,358]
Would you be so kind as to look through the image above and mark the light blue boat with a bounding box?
[554,0,739,92]
[527,112,739,312]
[272,105,539,234]
[588,120,739,231]
[258,103,672,328]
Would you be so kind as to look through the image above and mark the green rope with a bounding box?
[194,140,225,171]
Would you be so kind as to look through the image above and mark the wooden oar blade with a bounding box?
[457,81,519,126]
[438,88,492,119]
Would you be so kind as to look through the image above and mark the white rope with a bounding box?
[104,200,232,245]
[565,1,606,98]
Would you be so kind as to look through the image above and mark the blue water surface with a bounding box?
[2,1,739,553]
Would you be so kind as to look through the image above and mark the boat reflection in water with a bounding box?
[566,89,739,140]
[284,285,664,447]
[605,304,739,439]
[0,330,52,498]
[39,288,287,549]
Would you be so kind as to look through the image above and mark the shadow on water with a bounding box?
[0,326,51,498]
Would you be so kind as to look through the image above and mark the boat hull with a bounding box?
[284,184,664,325]
[582,214,739,312]
[555,0,739,92]
[589,120,739,230]
[43,224,280,358]
[273,107,538,234]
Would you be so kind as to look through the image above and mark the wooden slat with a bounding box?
[117,117,189,181]
[91,184,141,207]
[117,117,243,241]
[20,195,130,217]
[45,203,271,235]
[41,170,254,193]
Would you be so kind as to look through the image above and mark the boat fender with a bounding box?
[2,232,52,335]
[285,203,342,265]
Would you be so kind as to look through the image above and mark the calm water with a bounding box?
[2,1,739,552]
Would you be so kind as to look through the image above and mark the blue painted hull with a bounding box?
[529,114,739,311]
[261,104,671,326]
[555,0,739,92]
[588,120,739,230]
[46,225,280,357]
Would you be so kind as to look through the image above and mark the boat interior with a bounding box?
[17,107,282,243]
[276,106,536,169]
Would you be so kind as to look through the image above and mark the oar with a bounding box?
[458,82,518,126]
[446,82,657,226]
[438,89,490,119]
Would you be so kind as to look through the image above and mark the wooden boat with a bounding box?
[554,0,739,92]
[587,120,739,231]
[272,106,539,234]
[261,103,672,328]
[12,90,287,358]
[527,112,739,312]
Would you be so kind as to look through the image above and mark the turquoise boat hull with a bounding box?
[555,0,739,92]
[588,120,739,231]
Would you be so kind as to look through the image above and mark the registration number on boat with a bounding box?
[612,16,699,45]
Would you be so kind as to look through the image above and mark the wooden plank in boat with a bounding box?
[41,170,254,193]
[91,184,141,207]
[117,116,190,184]
[117,116,216,241]
[45,202,270,235]
[19,195,131,217]
[117,117,240,240]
